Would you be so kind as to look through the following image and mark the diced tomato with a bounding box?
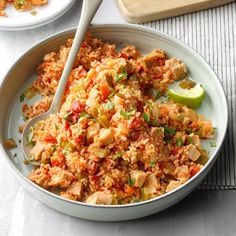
[189,121,199,129]
[44,135,57,144]
[118,52,128,59]
[129,117,143,130]
[65,121,72,136]
[81,41,88,48]
[79,69,87,77]
[172,147,180,155]
[190,166,201,176]
[136,100,144,113]
[51,154,65,167]
[157,58,165,66]
[65,120,70,130]
[124,184,134,195]
[90,175,99,184]
[158,161,165,170]
[71,101,85,113]
[136,64,144,73]
[100,83,110,100]
[130,131,141,142]
[153,71,163,79]
[75,134,85,145]
[65,81,72,94]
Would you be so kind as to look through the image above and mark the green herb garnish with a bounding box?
[142,112,150,123]
[115,66,128,83]
[112,152,123,159]
[150,160,155,168]
[176,138,183,147]
[51,145,58,152]
[164,126,176,143]
[104,100,114,111]
[20,93,25,102]
[210,141,217,147]
[155,90,162,100]
[63,111,73,120]
[27,127,35,146]
[128,178,135,186]
[120,110,132,119]
[80,112,91,119]
[187,136,193,144]
[23,116,29,122]
[13,153,17,158]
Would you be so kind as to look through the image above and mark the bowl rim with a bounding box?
[0,23,228,209]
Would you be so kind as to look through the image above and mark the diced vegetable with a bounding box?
[93,148,110,158]
[97,115,110,128]
[104,100,114,111]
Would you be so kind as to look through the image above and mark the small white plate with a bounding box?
[0,0,76,31]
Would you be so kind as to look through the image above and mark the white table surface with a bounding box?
[1,1,236,235]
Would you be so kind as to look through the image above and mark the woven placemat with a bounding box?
[141,2,236,189]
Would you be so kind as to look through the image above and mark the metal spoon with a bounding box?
[21,0,103,165]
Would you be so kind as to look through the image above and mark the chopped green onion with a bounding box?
[104,100,114,111]
[55,124,59,130]
[51,145,58,152]
[23,116,29,122]
[128,178,135,186]
[120,110,132,119]
[27,127,35,147]
[142,112,150,123]
[164,126,176,143]
[63,111,73,120]
[176,138,183,147]
[150,160,155,168]
[80,113,91,119]
[187,136,193,144]
[210,141,217,147]
[13,153,17,158]
[112,152,123,159]
[115,66,128,83]
[20,93,25,102]
[155,90,162,100]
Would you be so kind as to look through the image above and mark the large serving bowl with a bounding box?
[0,24,228,221]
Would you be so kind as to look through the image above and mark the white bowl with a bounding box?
[0,24,228,221]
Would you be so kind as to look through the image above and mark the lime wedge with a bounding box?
[167,84,204,109]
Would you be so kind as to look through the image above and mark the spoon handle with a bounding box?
[50,0,103,113]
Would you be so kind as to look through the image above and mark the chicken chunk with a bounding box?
[66,182,83,200]
[30,142,48,161]
[48,167,74,188]
[184,144,200,161]
[98,128,115,145]
[165,57,187,80]
[143,174,158,194]
[86,191,113,205]
[29,164,50,189]
[130,170,147,187]
[166,180,181,192]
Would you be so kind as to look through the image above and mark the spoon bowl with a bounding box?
[21,0,102,163]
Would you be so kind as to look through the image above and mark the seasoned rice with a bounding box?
[22,33,214,205]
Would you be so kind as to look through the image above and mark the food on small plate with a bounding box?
[18,33,215,205]
[0,0,48,17]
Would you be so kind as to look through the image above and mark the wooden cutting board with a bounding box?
[118,0,234,23]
